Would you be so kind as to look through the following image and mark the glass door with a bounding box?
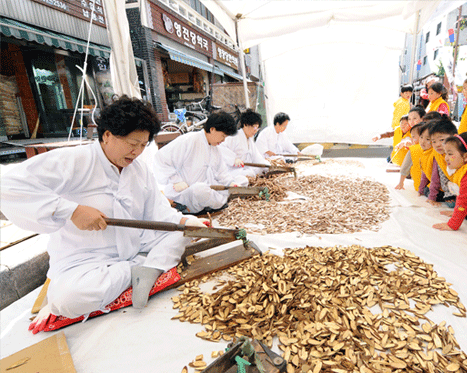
[29,52,68,135]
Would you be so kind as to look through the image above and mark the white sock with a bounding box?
[131,266,163,309]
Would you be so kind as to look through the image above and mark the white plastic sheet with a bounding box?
[1,158,466,372]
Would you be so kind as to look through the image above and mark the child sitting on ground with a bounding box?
[394,106,426,151]
[395,122,424,190]
[372,115,411,166]
[433,132,467,231]
[391,85,413,129]
[425,118,458,207]
[418,122,436,199]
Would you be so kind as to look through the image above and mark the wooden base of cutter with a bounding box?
[31,243,258,313]
[166,243,258,290]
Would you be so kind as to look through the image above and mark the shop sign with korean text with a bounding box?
[213,42,239,70]
[30,0,106,27]
[153,4,211,56]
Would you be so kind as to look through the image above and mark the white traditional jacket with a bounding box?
[1,141,185,277]
[255,125,299,158]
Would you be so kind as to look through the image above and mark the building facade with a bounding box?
[0,0,263,140]
[0,0,116,138]
[399,3,467,116]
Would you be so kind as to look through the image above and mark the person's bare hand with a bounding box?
[266,151,276,157]
[440,210,454,217]
[395,183,404,190]
[432,222,453,231]
[427,199,441,207]
[71,205,108,231]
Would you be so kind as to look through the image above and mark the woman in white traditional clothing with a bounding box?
[255,112,301,159]
[1,96,207,331]
[154,112,248,214]
[219,109,269,178]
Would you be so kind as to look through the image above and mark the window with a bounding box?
[434,49,439,60]
[207,10,214,23]
[436,22,442,35]
[423,56,427,65]
[426,31,430,43]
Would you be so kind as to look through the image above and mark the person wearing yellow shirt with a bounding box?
[372,115,411,166]
[427,118,458,207]
[426,82,449,116]
[458,79,467,134]
[433,132,467,231]
[391,85,412,129]
[395,122,424,190]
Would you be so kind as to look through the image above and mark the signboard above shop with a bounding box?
[152,3,212,57]
[30,0,106,27]
[213,42,239,70]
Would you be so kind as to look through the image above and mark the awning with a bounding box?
[214,64,244,81]
[156,42,224,76]
[0,17,111,58]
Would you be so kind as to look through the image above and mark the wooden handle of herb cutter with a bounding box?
[104,218,184,232]
[243,162,271,168]
[210,185,229,191]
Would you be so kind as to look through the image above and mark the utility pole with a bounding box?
[451,6,463,113]
[409,10,421,85]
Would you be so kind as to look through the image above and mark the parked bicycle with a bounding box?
[160,95,222,134]
[160,108,205,134]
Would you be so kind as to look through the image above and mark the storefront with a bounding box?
[146,1,242,121]
[0,0,148,139]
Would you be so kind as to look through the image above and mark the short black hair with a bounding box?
[409,106,426,119]
[410,122,423,135]
[418,122,432,137]
[400,115,409,122]
[423,111,441,122]
[401,85,413,93]
[445,133,467,155]
[429,117,458,136]
[240,109,262,128]
[97,96,160,142]
[274,112,290,126]
[204,111,237,136]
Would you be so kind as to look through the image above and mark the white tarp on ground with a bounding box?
[1,158,467,372]
[200,1,449,144]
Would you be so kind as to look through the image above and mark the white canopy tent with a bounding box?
[200,1,447,144]
[103,0,141,99]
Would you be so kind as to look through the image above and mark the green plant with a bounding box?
[436,62,445,77]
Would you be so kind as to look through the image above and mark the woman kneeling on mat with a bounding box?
[1,96,207,333]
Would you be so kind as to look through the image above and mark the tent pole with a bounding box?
[409,10,420,85]
[451,6,463,110]
[235,18,250,109]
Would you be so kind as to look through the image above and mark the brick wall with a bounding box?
[127,7,168,122]
[212,82,259,112]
